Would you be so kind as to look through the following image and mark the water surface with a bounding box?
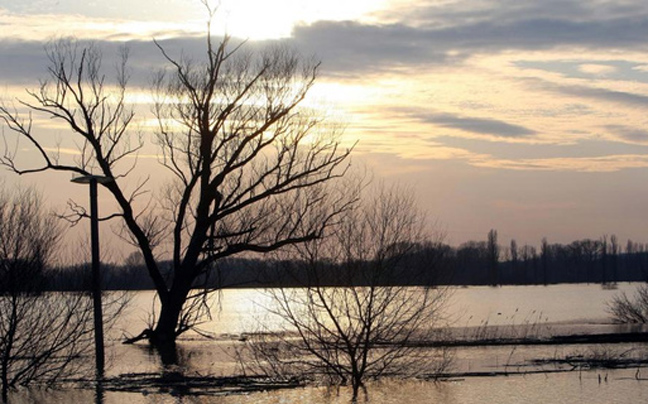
[16,283,648,403]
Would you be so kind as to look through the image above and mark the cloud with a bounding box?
[606,125,648,144]
[399,144,489,161]
[0,36,225,88]
[578,64,617,76]
[3,0,648,82]
[421,113,537,138]
[554,85,648,107]
[287,0,648,76]
[0,9,203,42]
[471,154,648,172]
[383,0,648,34]
[523,77,648,108]
[1,0,646,176]
[396,109,537,139]
[290,21,457,76]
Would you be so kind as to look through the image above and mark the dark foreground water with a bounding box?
[9,369,648,403]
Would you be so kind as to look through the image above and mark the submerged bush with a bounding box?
[236,185,453,400]
[608,284,648,323]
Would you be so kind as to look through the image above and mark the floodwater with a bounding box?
[117,283,644,337]
[11,370,648,404]
[12,283,648,403]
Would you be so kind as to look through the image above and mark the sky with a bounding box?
[1,0,648,250]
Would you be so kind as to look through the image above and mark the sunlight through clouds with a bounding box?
[3,0,648,243]
[215,0,391,39]
[0,1,392,42]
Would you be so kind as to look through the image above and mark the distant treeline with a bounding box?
[450,231,648,285]
[37,230,648,291]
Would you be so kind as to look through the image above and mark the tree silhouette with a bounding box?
[242,186,451,400]
[487,229,499,286]
[0,3,352,361]
[0,188,107,399]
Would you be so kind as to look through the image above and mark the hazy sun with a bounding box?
[213,0,390,40]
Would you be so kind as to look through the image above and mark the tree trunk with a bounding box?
[1,357,8,404]
[351,377,364,401]
[1,297,17,403]
[151,289,187,366]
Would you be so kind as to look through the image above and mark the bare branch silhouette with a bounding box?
[0,5,353,362]
[240,185,452,399]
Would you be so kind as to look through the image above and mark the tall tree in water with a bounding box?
[0,3,352,361]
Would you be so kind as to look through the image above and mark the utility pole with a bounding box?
[71,175,113,379]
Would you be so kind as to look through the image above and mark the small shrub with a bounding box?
[607,284,648,323]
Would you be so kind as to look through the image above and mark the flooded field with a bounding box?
[9,283,648,403]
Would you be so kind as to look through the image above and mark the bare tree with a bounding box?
[487,229,499,286]
[610,234,619,283]
[0,188,116,400]
[240,186,451,399]
[608,285,648,324]
[601,235,609,284]
[0,3,352,361]
[510,239,518,270]
[541,237,550,285]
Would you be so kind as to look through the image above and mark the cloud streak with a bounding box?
[392,108,538,139]
[419,113,537,138]
[606,125,648,144]
[552,84,648,108]
[471,154,648,172]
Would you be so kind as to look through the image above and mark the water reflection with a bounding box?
[114,283,648,339]
[95,380,105,404]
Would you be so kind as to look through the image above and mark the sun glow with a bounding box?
[212,0,390,39]
[0,0,390,42]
